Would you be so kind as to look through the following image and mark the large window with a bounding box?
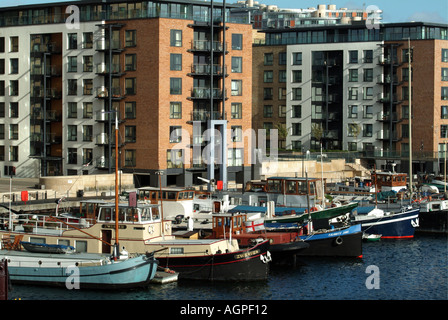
[170,78,182,95]
[170,102,182,119]
[231,80,242,96]
[125,30,136,47]
[83,56,93,72]
[125,126,136,143]
[125,150,136,167]
[231,57,242,73]
[169,126,182,143]
[125,101,136,119]
[292,52,302,65]
[228,149,243,166]
[231,103,242,119]
[68,79,77,95]
[68,56,77,72]
[68,33,77,50]
[232,34,242,50]
[125,54,137,71]
[125,78,136,95]
[170,53,182,71]
[170,30,182,47]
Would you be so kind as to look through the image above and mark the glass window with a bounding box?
[68,33,77,50]
[125,101,136,119]
[68,125,77,141]
[363,87,373,100]
[348,105,358,118]
[442,106,448,119]
[231,80,242,96]
[125,30,136,47]
[68,56,77,72]
[83,102,93,118]
[264,53,273,66]
[363,105,373,118]
[83,56,93,72]
[169,126,182,143]
[231,57,242,73]
[232,34,243,50]
[292,105,301,118]
[10,59,18,74]
[9,80,18,96]
[125,126,137,143]
[349,69,358,82]
[442,68,448,81]
[263,105,273,118]
[292,70,302,83]
[349,50,358,63]
[231,126,242,142]
[68,102,77,118]
[170,53,182,71]
[68,79,77,95]
[364,69,374,82]
[443,87,448,100]
[442,49,448,62]
[279,70,286,83]
[83,79,93,95]
[170,30,182,47]
[170,78,182,95]
[263,88,273,100]
[279,52,287,65]
[292,88,302,100]
[125,150,136,167]
[83,32,93,49]
[363,124,373,137]
[82,125,93,142]
[170,102,182,119]
[125,54,137,71]
[125,78,136,95]
[231,103,242,119]
[263,70,273,83]
[292,123,301,136]
[292,52,302,65]
[363,50,373,63]
[349,87,358,100]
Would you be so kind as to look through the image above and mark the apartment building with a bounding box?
[253,22,448,173]
[0,0,253,188]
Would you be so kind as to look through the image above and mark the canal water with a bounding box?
[7,234,447,303]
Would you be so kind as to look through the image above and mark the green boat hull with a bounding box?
[265,202,358,224]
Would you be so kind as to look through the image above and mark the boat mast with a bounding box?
[113,110,119,260]
[408,38,413,199]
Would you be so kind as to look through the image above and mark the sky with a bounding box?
[0,0,447,24]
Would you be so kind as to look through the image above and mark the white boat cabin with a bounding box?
[372,172,407,192]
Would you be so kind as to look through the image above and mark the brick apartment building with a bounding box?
[0,0,253,188]
[252,22,448,174]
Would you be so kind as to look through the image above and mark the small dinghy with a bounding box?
[362,233,382,242]
[21,241,75,254]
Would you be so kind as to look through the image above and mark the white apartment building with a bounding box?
[286,41,384,152]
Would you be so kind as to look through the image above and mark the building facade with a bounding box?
[0,0,253,188]
[253,22,448,173]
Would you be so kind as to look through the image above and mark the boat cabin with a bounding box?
[138,187,196,203]
[97,203,161,223]
[372,172,407,192]
[211,213,248,239]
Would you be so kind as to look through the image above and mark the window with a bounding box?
[232,34,242,50]
[68,102,77,118]
[10,59,18,74]
[231,80,242,96]
[363,105,373,118]
[442,68,448,81]
[279,70,286,83]
[292,105,301,118]
[279,52,287,65]
[348,105,358,118]
[263,71,273,83]
[443,87,448,100]
[0,124,4,139]
[83,102,93,118]
[83,79,93,95]
[170,30,182,47]
[9,124,18,140]
[0,37,4,52]
[169,126,181,143]
[0,102,4,117]
[292,88,302,100]
[10,36,18,52]
[228,148,243,166]
[0,81,4,96]
[363,124,373,137]
[68,125,77,141]
[170,54,182,71]
[167,150,183,168]
[125,101,136,119]
[364,69,373,82]
[348,123,360,137]
[442,106,448,119]
[10,146,18,161]
[443,49,448,62]
[441,125,448,138]
[349,69,358,82]
[83,32,93,49]
[82,125,93,142]
[125,78,136,95]
[0,59,4,74]
[10,80,18,96]
[125,150,136,167]
[231,103,242,119]
[231,57,242,73]
[125,54,137,71]
[170,102,182,119]
[231,126,242,142]
[264,53,273,66]
[348,87,358,100]
[9,102,18,118]
[292,140,302,150]
[82,148,93,165]
[170,78,182,95]
[402,86,409,100]
[263,105,273,118]
[349,50,358,63]
[348,142,357,151]
[292,52,302,65]
[68,56,77,72]
[292,123,301,136]
[264,88,273,100]
[125,30,136,47]
[68,148,77,165]
[125,126,137,143]
[363,50,373,63]
[363,87,373,100]
[68,79,77,95]
[68,33,77,50]
[276,105,285,118]
[292,70,302,83]
[83,56,93,72]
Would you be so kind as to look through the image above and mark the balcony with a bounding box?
[188,64,227,76]
[189,40,227,53]
[377,111,398,122]
[95,63,123,76]
[95,39,123,52]
[378,93,402,104]
[31,42,61,54]
[96,133,109,145]
[189,110,227,122]
[95,86,124,100]
[377,130,399,141]
[30,65,61,77]
[45,132,62,144]
[31,87,62,100]
[189,87,223,100]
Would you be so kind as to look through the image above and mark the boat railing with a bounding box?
[0,214,96,235]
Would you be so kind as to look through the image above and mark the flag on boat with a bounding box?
[245,219,265,232]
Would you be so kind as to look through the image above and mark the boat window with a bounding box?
[309,182,315,194]
[29,237,45,244]
[188,192,194,199]
[178,192,184,200]
[100,208,112,221]
[168,192,176,200]
[286,181,296,194]
[298,181,307,193]
[75,240,87,253]
[139,190,150,200]
[162,191,167,199]
[58,239,70,247]
[140,208,151,222]
[152,207,160,220]
[431,204,441,210]
[170,247,184,254]
[268,180,281,192]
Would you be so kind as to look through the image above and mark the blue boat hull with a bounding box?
[355,208,419,239]
[7,254,158,289]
